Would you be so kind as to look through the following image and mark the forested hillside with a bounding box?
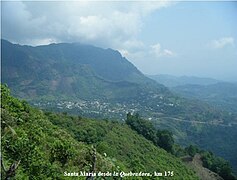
[171,82,237,113]
[1,85,200,179]
[1,39,166,101]
[2,39,237,175]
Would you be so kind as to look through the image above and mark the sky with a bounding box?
[2,1,237,81]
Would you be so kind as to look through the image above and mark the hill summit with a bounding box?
[1,39,166,101]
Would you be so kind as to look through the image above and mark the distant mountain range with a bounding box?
[148,74,221,87]
[2,39,230,121]
[2,39,237,173]
[149,74,237,114]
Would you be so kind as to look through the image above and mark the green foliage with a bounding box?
[3,84,235,179]
[2,39,161,102]
[126,113,174,153]
[47,111,198,179]
[3,39,237,174]
[180,144,237,180]
[1,84,30,121]
[172,82,237,113]
[1,85,116,179]
[172,144,187,157]
[201,151,237,180]
[125,112,237,179]
[1,85,197,179]
[185,145,200,157]
[153,116,237,174]
[50,140,75,166]
[156,129,174,153]
[126,113,157,142]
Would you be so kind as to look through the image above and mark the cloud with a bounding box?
[209,37,235,49]
[1,2,48,45]
[150,43,175,57]
[2,1,177,68]
[2,1,173,49]
[118,42,176,64]
[121,40,145,52]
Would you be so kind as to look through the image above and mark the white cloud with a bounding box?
[209,37,234,49]
[118,42,176,65]
[151,43,162,57]
[163,49,175,56]
[119,49,130,58]
[2,1,177,66]
[2,1,173,50]
[24,38,59,46]
[121,40,145,52]
[150,43,175,57]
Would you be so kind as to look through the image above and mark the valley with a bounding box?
[33,99,236,127]
[2,39,237,176]
[2,2,236,179]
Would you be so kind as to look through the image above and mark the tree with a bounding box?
[185,145,200,157]
[157,130,174,153]
[126,113,174,153]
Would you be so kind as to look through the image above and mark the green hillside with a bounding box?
[153,117,237,175]
[1,85,198,179]
[2,39,237,175]
[1,39,167,102]
[2,39,235,125]
[171,82,237,113]
[47,112,197,178]
[1,85,118,179]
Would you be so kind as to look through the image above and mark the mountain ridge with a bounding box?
[1,39,168,101]
[148,74,222,87]
[2,39,237,174]
[171,82,237,114]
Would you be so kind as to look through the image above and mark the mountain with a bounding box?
[149,74,237,173]
[171,82,237,113]
[0,39,230,121]
[1,85,200,179]
[148,73,237,113]
[2,39,237,174]
[1,39,167,102]
[148,74,221,88]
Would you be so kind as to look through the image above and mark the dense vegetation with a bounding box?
[1,85,120,179]
[185,145,237,179]
[126,113,174,153]
[1,85,198,179]
[125,113,237,180]
[46,112,198,179]
[2,39,237,177]
[1,39,166,102]
[153,116,237,174]
[171,82,237,113]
